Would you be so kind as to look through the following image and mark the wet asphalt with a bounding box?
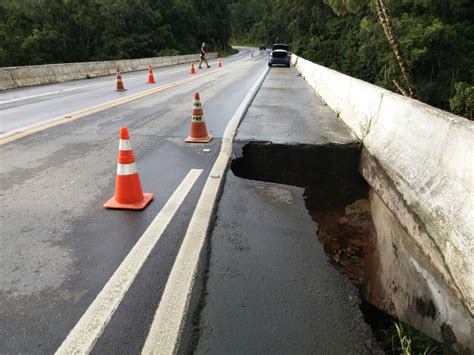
[0,49,267,353]
[1,56,380,354]
[0,50,250,133]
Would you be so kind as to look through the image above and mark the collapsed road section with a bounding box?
[231,141,374,288]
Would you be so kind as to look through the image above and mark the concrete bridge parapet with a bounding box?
[292,54,473,352]
[0,53,217,90]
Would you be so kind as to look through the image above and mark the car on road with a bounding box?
[259,44,266,51]
[268,43,291,67]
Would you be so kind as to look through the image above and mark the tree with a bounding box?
[450,83,474,120]
[325,0,417,97]
[373,0,417,97]
[0,0,233,65]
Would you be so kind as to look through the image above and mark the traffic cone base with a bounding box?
[185,134,213,143]
[104,192,153,210]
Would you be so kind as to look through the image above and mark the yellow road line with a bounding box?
[0,57,248,145]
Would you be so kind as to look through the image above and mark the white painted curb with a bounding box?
[141,66,270,355]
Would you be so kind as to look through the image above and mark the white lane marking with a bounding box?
[56,168,203,355]
[141,65,270,354]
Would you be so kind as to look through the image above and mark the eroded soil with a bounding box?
[311,199,376,287]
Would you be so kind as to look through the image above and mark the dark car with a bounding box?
[259,44,266,51]
[268,43,291,67]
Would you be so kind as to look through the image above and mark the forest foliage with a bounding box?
[229,0,473,119]
[0,0,230,65]
[0,0,473,118]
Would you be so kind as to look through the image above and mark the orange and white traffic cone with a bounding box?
[104,127,153,210]
[190,62,196,75]
[147,65,156,84]
[115,68,126,91]
[218,58,223,68]
[185,93,213,143]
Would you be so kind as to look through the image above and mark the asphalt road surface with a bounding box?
[0,48,267,353]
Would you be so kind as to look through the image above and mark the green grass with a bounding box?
[378,321,456,355]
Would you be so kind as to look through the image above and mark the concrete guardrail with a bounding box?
[0,53,217,90]
[292,54,473,351]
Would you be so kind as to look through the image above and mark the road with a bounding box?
[1,49,380,354]
[0,50,251,136]
[0,48,267,353]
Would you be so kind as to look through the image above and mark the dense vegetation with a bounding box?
[230,0,474,119]
[0,0,472,118]
[0,0,230,65]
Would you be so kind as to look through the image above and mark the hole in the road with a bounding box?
[230,141,448,354]
[231,141,371,287]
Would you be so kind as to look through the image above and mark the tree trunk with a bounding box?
[393,79,409,96]
[374,0,418,98]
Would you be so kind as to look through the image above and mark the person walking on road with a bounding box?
[199,42,211,69]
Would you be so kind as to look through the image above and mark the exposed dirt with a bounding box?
[310,199,376,288]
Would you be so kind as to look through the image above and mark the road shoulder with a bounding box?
[194,67,379,353]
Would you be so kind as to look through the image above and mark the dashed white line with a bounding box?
[55,168,203,355]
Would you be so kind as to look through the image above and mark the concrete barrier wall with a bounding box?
[0,53,217,90]
[294,56,390,140]
[291,55,474,351]
[0,70,16,90]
